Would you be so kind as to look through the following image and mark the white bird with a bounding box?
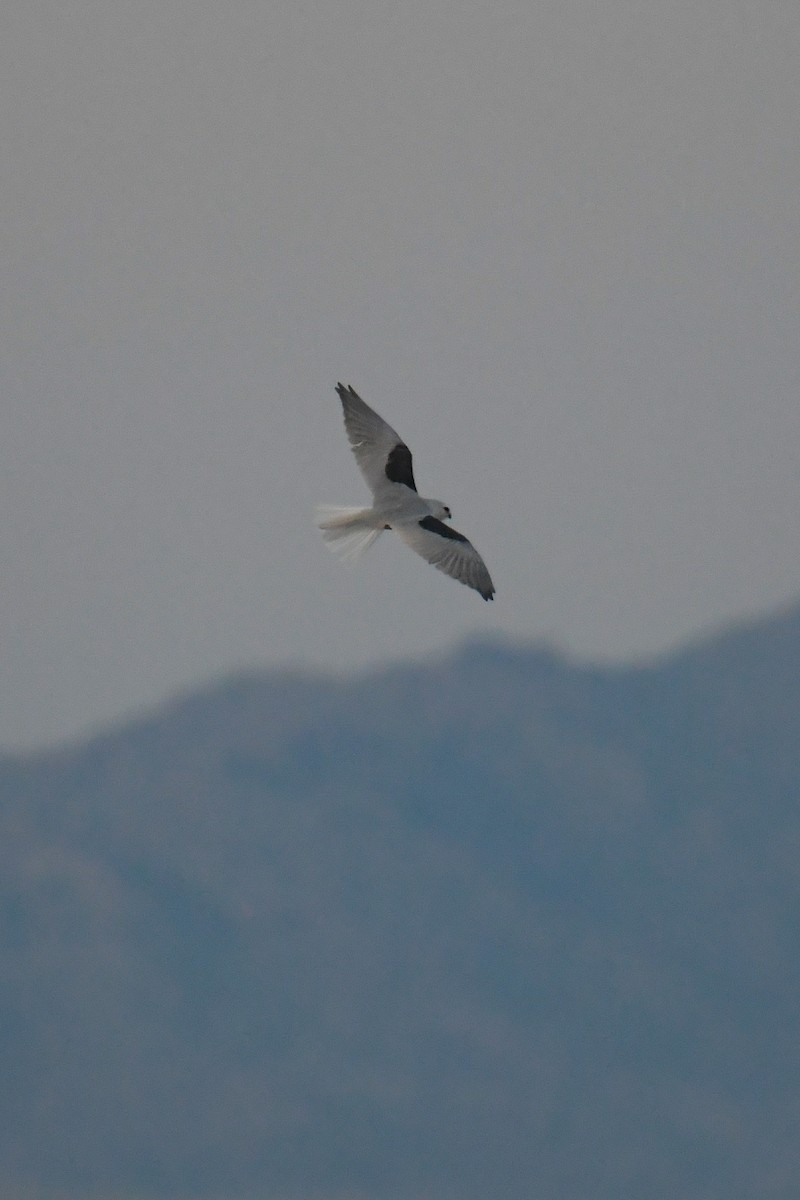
[316,384,495,601]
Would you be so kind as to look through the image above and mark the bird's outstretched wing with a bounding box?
[395,515,495,601]
[336,383,417,497]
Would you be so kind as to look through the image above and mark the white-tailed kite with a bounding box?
[316,384,495,601]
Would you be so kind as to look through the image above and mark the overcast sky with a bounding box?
[2,1,799,748]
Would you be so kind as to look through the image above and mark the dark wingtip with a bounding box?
[482,592,495,602]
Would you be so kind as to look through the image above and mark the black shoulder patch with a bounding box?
[419,515,468,543]
[385,442,416,491]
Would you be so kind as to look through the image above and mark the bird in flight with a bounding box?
[316,384,495,601]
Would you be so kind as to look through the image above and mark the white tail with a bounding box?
[314,505,384,561]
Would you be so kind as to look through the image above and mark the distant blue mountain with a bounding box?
[2,602,799,1199]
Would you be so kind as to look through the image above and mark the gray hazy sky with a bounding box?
[3,1,799,749]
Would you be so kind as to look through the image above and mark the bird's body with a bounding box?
[316,384,495,601]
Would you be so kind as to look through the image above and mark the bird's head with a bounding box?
[431,501,452,521]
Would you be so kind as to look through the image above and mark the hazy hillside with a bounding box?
[2,603,800,1199]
